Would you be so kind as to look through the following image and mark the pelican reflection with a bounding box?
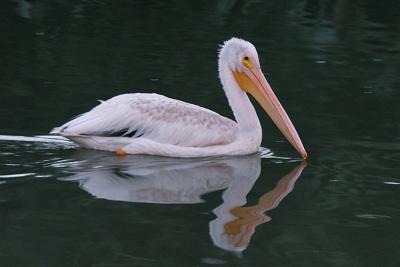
[210,161,306,252]
[61,150,306,252]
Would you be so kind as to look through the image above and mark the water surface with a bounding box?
[1,1,399,266]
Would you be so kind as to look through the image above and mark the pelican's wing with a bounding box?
[51,93,238,147]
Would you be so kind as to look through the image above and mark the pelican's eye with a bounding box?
[242,56,252,68]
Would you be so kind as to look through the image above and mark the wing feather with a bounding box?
[51,93,238,147]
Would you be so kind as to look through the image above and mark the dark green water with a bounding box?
[1,1,400,266]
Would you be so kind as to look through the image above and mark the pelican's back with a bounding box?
[51,93,238,149]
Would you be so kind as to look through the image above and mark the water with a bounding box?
[1,1,399,266]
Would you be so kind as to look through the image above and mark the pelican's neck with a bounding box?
[218,61,262,134]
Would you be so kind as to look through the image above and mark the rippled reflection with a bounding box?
[210,162,306,252]
[61,150,306,252]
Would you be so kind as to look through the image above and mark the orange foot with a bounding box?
[116,148,126,157]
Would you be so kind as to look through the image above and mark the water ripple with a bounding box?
[0,173,36,179]
[355,214,392,220]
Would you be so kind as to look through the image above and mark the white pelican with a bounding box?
[51,38,307,158]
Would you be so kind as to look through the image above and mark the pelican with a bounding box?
[51,38,307,158]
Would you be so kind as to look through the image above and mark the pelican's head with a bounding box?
[219,38,307,159]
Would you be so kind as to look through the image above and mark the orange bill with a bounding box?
[233,67,308,159]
